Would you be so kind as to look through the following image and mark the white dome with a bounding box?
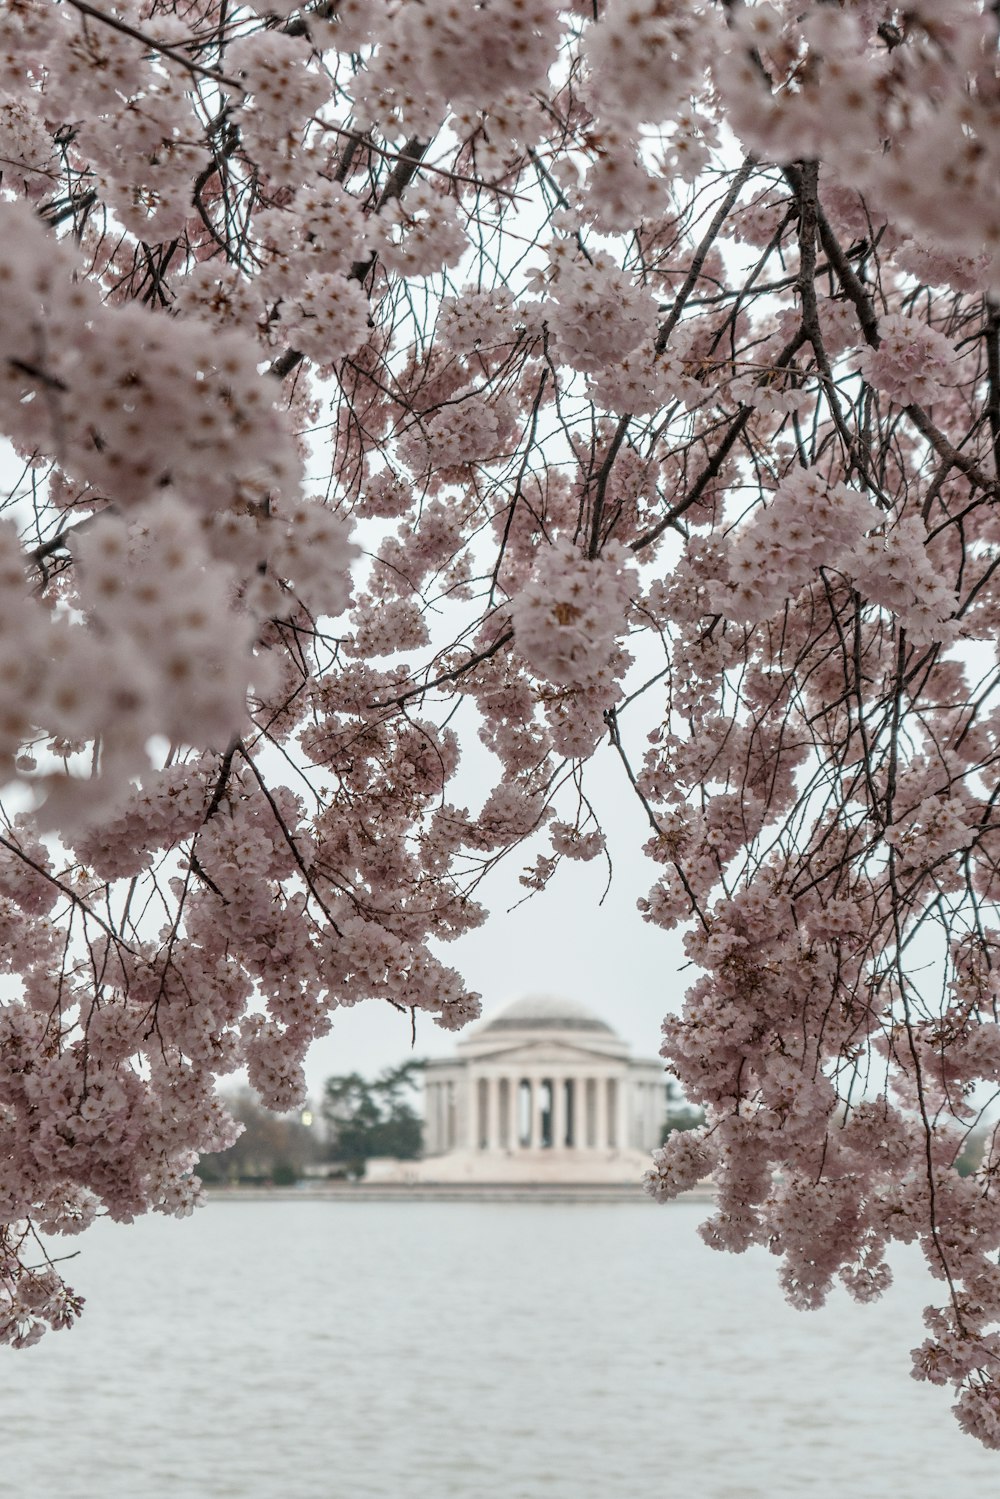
[476,994,616,1036]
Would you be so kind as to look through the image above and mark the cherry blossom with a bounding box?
[3,0,1000,1450]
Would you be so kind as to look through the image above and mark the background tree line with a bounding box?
[196,1069,990,1185]
[196,1061,425,1185]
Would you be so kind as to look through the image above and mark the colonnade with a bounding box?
[425,1072,635,1153]
[425,1078,458,1155]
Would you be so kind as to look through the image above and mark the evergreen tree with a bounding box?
[321,1062,425,1174]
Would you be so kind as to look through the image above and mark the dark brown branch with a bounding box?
[984,298,1000,480]
[785,163,997,497]
[370,628,515,711]
[236,743,343,935]
[269,136,432,383]
[64,0,244,89]
[603,706,710,932]
[588,414,631,559]
[656,155,757,354]
[631,327,809,553]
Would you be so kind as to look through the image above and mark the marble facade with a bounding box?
[415,995,668,1184]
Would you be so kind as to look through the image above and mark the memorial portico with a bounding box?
[419,995,669,1184]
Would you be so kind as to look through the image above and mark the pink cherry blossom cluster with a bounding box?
[0,201,300,509]
[225,32,333,187]
[718,1,1000,274]
[511,539,636,688]
[354,0,562,136]
[857,313,956,409]
[852,515,959,649]
[377,181,467,278]
[5,0,1000,1451]
[0,1235,85,1349]
[717,2,879,163]
[543,252,660,376]
[582,0,717,130]
[716,469,878,624]
[0,97,53,196]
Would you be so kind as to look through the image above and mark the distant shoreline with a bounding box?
[205,1182,717,1205]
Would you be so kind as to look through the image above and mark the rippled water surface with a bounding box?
[5,1199,999,1498]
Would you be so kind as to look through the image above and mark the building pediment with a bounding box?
[463,1038,627,1068]
[422,994,669,1163]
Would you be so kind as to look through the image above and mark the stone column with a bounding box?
[552,1075,566,1150]
[486,1076,500,1150]
[466,1073,479,1149]
[498,1077,509,1149]
[595,1074,609,1150]
[531,1077,546,1148]
[615,1075,628,1152]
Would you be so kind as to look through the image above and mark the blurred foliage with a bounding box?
[661,1098,706,1147]
[196,1089,320,1185]
[321,1060,425,1178]
[954,1127,991,1178]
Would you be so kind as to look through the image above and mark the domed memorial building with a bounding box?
[417,995,669,1184]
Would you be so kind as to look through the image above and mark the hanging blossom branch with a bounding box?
[3,0,1000,1450]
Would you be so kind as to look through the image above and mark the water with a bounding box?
[4,1199,998,1498]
